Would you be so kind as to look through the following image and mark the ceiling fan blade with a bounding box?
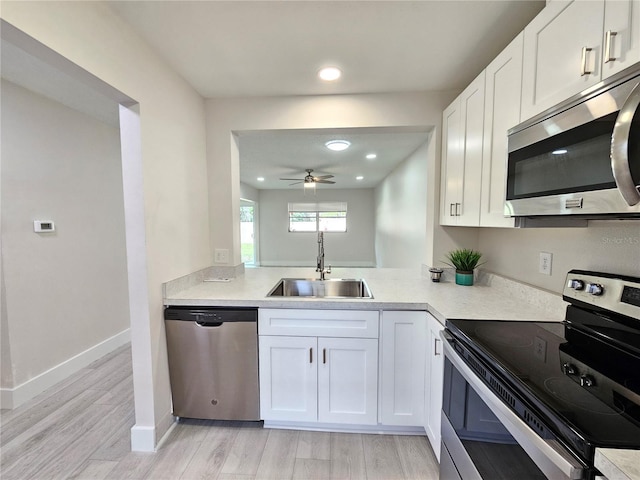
[280,177,304,181]
[288,181,303,186]
[313,174,334,180]
[315,180,336,184]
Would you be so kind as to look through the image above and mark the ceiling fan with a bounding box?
[280,169,335,186]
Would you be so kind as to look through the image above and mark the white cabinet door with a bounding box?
[318,337,378,425]
[440,71,485,227]
[602,0,640,78]
[424,313,444,462]
[458,71,485,227]
[440,99,463,226]
[521,0,605,121]
[259,335,317,422]
[380,311,427,426]
[480,32,523,228]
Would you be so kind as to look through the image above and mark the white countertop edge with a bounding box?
[595,448,640,480]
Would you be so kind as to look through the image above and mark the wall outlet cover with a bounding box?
[539,252,552,275]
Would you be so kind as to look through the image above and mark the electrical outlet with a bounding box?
[539,252,552,275]
[214,248,229,263]
[534,336,547,362]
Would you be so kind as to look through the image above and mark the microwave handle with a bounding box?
[611,81,640,206]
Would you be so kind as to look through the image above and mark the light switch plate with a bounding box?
[214,248,229,263]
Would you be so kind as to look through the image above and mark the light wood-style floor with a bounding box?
[1,345,439,480]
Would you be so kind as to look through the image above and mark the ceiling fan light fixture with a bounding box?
[325,140,351,151]
[318,66,342,81]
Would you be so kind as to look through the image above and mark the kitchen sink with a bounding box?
[266,278,373,299]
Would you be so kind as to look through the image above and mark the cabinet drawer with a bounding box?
[259,309,379,338]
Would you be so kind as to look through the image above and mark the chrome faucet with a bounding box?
[316,231,331,280]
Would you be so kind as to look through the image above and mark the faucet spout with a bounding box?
[316,231,330,280]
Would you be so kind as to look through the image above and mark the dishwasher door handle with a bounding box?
[195,321,224,327]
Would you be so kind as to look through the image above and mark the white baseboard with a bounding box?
[131,412,177,452]
[130,425,156,452]
[0,329,130,410]
[263,420,426,435]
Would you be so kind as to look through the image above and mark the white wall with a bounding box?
[478,221,640,293]
[205,91,475,269]
[258,188,376,267]
[375,139,430,267]
[1,2,211,449]
[240,182,259,202]
[1,80,129,400]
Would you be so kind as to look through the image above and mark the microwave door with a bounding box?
[611,81,640,207]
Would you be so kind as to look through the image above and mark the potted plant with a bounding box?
[444,248,484,286]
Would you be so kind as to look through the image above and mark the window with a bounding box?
[288,202,347,232]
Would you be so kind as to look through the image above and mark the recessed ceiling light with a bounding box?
[366,153,377,159]
[356,176,364,181]
[325,140,351,151]
[552,149,568,155]
[257,177,265,182]
[318,66,342,81]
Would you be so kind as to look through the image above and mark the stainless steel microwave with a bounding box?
[506,65,640,219]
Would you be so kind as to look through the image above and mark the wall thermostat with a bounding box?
[34,220,55,233]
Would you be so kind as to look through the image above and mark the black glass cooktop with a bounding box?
[446,318,640,459]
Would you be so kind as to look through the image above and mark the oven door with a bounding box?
[440,330,588,480]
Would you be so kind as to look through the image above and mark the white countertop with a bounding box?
[164,266,567,324]
[164,266,640,478]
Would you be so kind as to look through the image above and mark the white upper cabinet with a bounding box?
[440,71,485,226]
[521,1,605,120]
[602,0,640,78]
[521,0,640,121]
[480,33,524,228]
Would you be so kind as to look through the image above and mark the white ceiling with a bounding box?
[238,127,432,189]
[107,0,544,98]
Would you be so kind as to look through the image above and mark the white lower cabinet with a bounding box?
[423,313,445,461]
[380,311,427,426]
[258,309,379,426]
[258,335,317,422]
[317,337,378,424]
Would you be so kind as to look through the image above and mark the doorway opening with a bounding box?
[240,199,258,266]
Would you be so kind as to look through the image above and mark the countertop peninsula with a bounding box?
[164,266,567,324]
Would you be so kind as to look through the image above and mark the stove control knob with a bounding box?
[586,283,604,296]
[567,279,585,290]
[562,363,577,375]
[580,375,595,388]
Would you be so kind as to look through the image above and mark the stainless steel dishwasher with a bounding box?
[163,306,259,420]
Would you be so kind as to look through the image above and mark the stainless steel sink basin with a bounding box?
[267,278,373,299]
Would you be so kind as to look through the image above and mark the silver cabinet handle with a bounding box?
[580,47,593,76]
[323,348,326,364]
[449,203,455,216]
[611,81,640,206]
[309,347,313,364]
[455,203,461,216]
[604,30,617,63]
[434,338,441,356]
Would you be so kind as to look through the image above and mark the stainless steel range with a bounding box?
[440,270,640,479]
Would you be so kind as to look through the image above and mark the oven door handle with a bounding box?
[611,80,640,206]
[441,332,586,480]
